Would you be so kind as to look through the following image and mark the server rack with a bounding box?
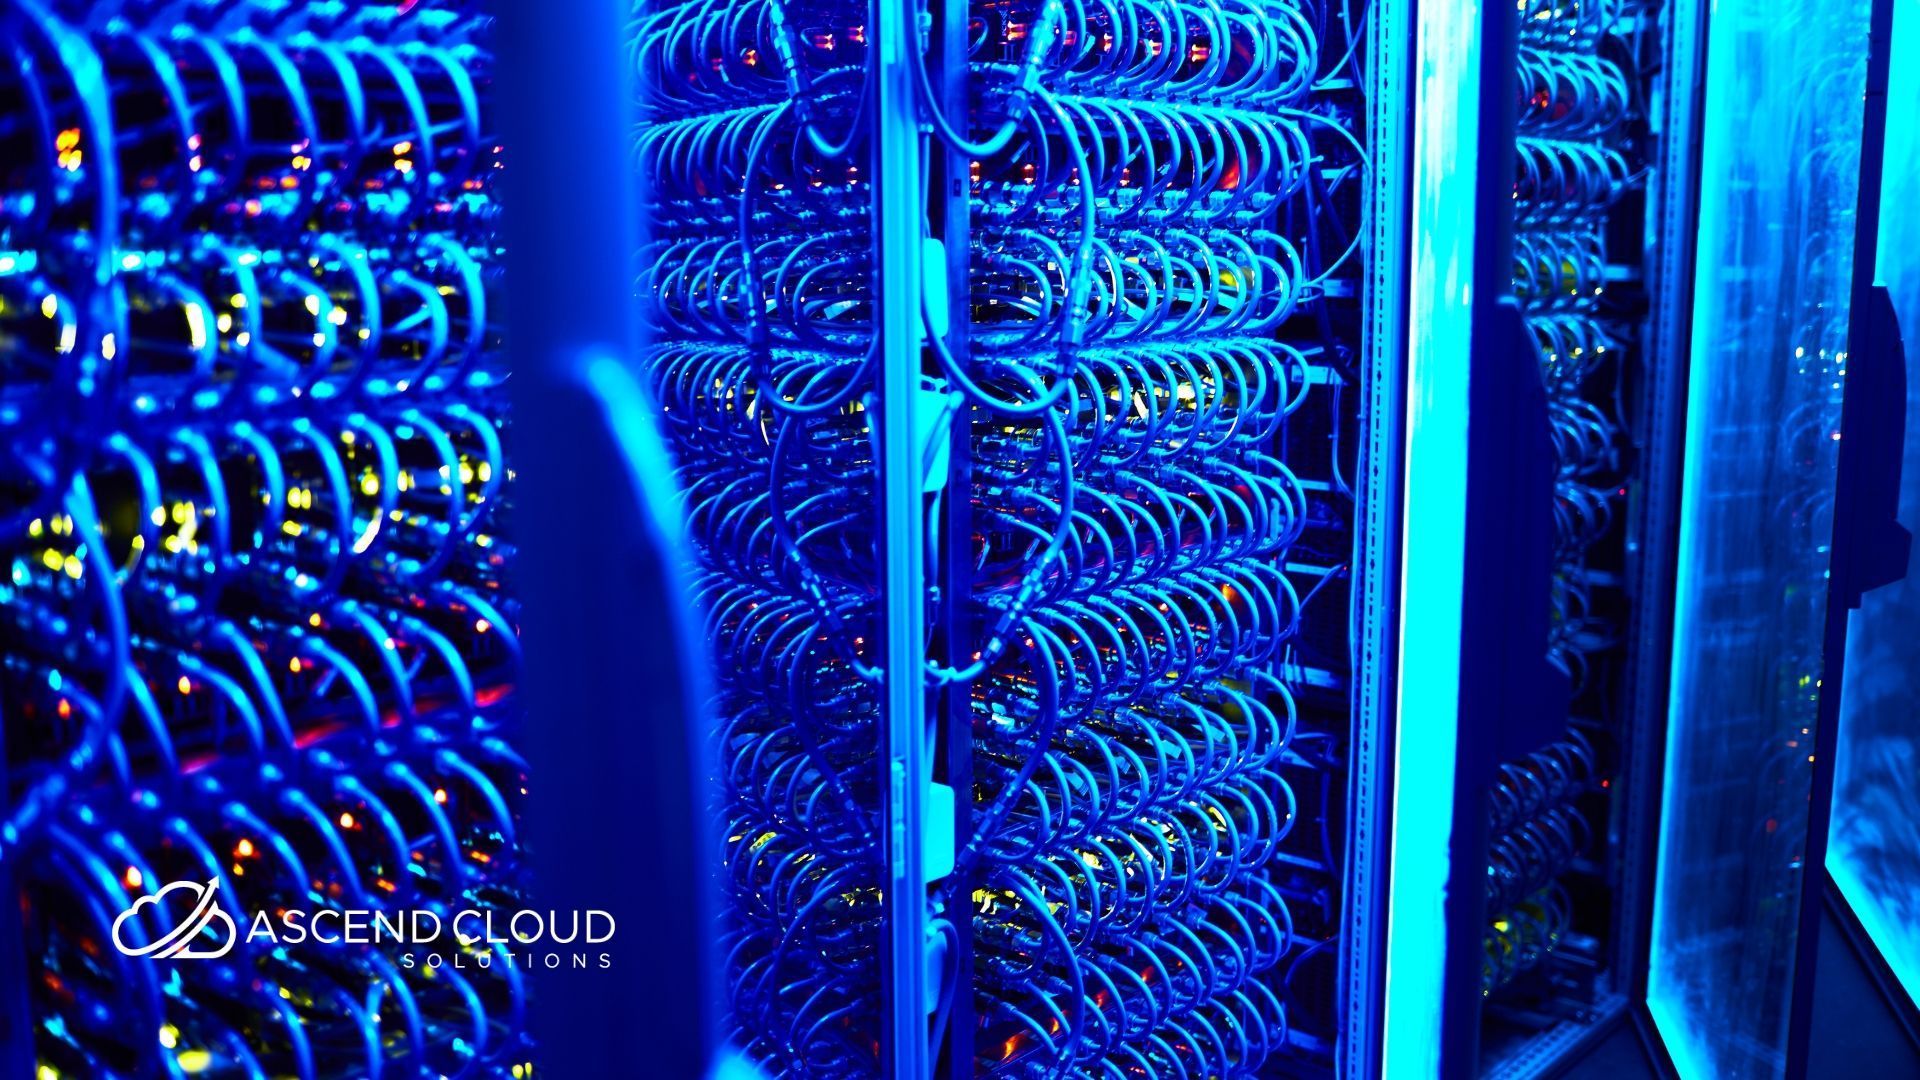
[616,0,1414,1074]
[1436,0,1915,1077]
[0,1,527,1076]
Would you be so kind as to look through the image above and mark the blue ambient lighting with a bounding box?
[1382,1,1480,1074]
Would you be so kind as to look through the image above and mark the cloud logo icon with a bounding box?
[111,878,237,959]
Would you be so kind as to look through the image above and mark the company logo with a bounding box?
[107,881,615,969]
[111,878,237,959]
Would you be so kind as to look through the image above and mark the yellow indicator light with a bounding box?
[184,304,207,350]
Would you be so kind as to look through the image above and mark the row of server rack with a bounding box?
[0,0,1916,1077]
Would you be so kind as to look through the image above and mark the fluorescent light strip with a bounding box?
[1381,1,1481,1074]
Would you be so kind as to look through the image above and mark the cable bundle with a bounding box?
[0,2,522,1075]
[1510,4,1632,688]
[632,0,1362,1073]
[1481,736,1594,994]
[931,2,1358,1075]
[1483,886,1573,996]
[632,0,889,1071]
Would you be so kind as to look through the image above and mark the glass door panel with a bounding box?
[1827,0,1920,1017]
[1648,1,1878,1077]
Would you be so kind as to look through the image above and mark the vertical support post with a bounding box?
[1341,0,1412,1074]
[875,0,932,1072]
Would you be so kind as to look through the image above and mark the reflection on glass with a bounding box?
[1829,0,1920,1016]
[1649,0,1874,1076]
